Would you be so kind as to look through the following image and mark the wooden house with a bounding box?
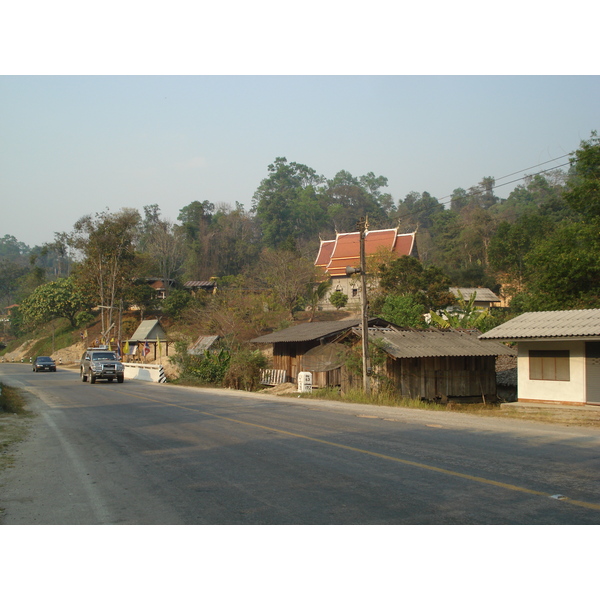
[369,328,514,402]
[251,320,514,401]
[250,318,391,387]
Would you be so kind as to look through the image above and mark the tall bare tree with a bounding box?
[70,209,141,341]
[255,248,318,319]
[144,218,186,296]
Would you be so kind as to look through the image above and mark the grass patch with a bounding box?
[291,387,448,411]
[0,384,33,475]
[0,383,29,414]
[294,388,600,428]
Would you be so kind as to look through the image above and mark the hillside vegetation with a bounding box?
[1,133,599,389]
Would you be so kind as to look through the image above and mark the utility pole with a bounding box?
[345,217,371,394]
[359,217,370,394]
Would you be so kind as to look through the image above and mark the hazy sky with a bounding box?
[1,75,598,248]
[2,3,598,249]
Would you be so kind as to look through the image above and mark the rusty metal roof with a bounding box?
[479,309,600,341]
[185,281,216,288]
[189,335,220,354]
[250,318,390,344]
[375,329,515,359]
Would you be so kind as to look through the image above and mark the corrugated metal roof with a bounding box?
[129,319,167,341]
[376,329,515,359]
[479,309,600,340]
[250,319,386,343]
[450,287,500,302]
[185,281,216,288]
[189,335,220,354]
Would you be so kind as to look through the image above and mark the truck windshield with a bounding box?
[92,353,117,360]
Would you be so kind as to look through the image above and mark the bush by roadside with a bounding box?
[0,383,28,414]
[0,383,32,477]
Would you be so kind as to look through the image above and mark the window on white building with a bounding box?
[529,350,570,381]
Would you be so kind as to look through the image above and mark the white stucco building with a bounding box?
[480,309,600,406]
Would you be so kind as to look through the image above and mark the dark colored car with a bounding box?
[33,356,57,372]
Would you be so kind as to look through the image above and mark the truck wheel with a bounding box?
[81,369,87,382]
[117,375,124,383]
[89,371,96,384]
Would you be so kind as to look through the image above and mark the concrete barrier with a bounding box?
[122,363,167,383]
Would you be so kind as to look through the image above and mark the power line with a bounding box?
[493,152,572,183]
[434,154,575,208]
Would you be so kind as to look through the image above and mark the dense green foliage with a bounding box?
[379,294,427,328]
[329,291,349,310]
[19,276,93,329]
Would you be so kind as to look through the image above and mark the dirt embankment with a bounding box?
[2,340,86,366]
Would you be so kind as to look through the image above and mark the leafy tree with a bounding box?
[306,279,332,322]
[38,232,73,278]
[488,211,552,291]
[324,170,391,232]
[0,259,29,307]
[19,276,93,329]
[564,131,600,221]
[176,200,216,280]
[161,288,193,319]
[494,172,571,224]
[124,283,159,319]
[252,157,326,248]
[70,208,141,339]
[0,235,29,260]
[377,255,454,310]
[517,221,600,310]
[177,200,215,237]
[395,191,443,230]
[450,188,469,212]
[329,290,348,310]
[223,348,268,391]
[7,305,25,337]
[379,293,427,328]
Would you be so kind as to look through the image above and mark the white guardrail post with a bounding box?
[122,363,167,383]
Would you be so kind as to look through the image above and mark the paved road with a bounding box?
[2,363,600,524]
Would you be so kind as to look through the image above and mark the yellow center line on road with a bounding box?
[118,389,600,512]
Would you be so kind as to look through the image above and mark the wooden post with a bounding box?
[359,217,370,395]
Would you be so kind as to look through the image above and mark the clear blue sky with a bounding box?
[1,75,598,248]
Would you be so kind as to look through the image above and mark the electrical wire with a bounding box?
[434,153,574,207]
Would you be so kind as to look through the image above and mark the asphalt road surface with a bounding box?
[2,363,600,524]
